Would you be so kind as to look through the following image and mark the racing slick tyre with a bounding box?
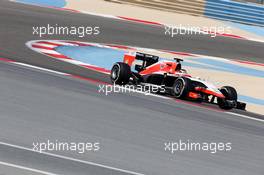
[110,62,131,85]
[172,77,191,99]
[217,86,237,110]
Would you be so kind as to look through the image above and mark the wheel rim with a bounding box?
[111,65,119,81]
[174,80,184,96]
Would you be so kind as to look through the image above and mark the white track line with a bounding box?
[227,112,264,123]
[0,142,145,175]
[32,43,56,48]
[33,48,60,55]
[13,62,69,75]
[0,161,57,175]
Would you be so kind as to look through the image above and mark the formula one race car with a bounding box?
[110,52,246,110]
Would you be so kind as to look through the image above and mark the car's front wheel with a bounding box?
[172,77,191,99]
[110,62,131,85]
[217,86,237,110]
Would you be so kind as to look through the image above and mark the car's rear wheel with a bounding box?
[172,77,191,99]
[110,62,131,85]
[217,86,237,110]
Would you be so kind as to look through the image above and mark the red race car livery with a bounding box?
[110,52,246,110]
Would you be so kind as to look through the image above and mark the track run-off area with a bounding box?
[0,0,264,175]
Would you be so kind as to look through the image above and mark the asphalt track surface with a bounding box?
[0,0,264,174]
[1,60,264,175]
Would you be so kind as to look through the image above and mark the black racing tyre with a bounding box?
[110,62,131,85]
[172,77,191,99]
[217,86,238,110]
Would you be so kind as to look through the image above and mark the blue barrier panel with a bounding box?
[208,0,264,11]
[204,0,264,26]
[16,0,66,8]
[206,4,264,19]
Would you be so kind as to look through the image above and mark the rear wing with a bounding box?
[135,52,159,62]
[123,52,159,67]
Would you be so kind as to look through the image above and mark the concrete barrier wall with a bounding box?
[109,0,264,26]
[108,0,206,15]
